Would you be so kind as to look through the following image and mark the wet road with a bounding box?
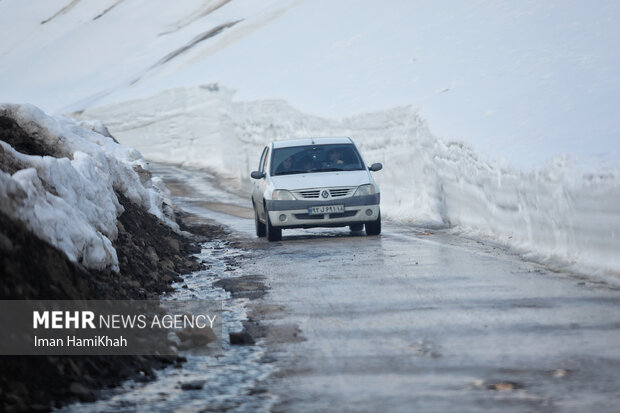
[154,164,620,412]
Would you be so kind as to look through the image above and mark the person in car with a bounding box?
[275,156,295,173]
[325,148,345,167]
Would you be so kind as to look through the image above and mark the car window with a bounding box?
[271,144,365,176]
[261,147,270,173]
[258,146,268,172]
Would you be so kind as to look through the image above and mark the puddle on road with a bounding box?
[60,241,275,413]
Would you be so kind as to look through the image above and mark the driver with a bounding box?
[325,148,344,166]
[276,156,294,173]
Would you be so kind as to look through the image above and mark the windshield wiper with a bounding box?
[274,169,308,176]
[313,167,345,172]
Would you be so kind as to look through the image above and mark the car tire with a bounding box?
[265,209,282,242]
[349,224,364,232]
[365,212,381,236]
[254,203,266,237]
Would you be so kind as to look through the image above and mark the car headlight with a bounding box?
[272,189,297,200]
[353,184,376,197]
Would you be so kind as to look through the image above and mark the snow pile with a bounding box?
[0,104,176,271]
[83,85,620,276]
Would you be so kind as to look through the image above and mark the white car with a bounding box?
[250,137,382,241]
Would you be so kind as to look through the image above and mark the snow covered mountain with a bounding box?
[1,0,618,169]
[0,0,296,114]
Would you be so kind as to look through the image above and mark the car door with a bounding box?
[253,146,269,219]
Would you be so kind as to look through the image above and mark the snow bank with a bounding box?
[0,104,177,271]
[82,85,620,277]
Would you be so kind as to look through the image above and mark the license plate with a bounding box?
[308,205,344,215]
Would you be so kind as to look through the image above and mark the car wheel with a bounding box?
[365,212,381,236]
[265,209,282,242]
[349,224,364,232]
[254,203,266,237]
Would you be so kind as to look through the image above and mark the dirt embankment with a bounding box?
[0,116,222,412]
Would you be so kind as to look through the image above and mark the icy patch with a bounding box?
[0,103,177,271]
[83,86,620,277]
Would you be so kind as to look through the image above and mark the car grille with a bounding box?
[293,187,355,199]
[293,210,358,220]
[328,211,357,218]
[293,213,324,219]
[329,188,354,197]
[294,190,321,199]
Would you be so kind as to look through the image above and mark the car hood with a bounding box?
[270,170,370,190]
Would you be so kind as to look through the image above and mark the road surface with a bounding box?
[154,163,620,413]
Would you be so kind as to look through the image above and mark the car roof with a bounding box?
[272,137,353,149]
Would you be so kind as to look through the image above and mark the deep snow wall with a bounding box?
[81,86,620,277]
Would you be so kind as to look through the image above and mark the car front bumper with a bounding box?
[265,194,380,228]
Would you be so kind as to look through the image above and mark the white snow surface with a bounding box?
[83,86,620,278]
[0,1,618,170]
[0,103,177,271]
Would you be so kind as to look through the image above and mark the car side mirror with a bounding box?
[251,170,265,179]
[369,163,383,172]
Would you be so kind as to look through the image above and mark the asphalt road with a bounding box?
[153,163,620,413]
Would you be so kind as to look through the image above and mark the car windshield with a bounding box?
[271,144,365,176]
